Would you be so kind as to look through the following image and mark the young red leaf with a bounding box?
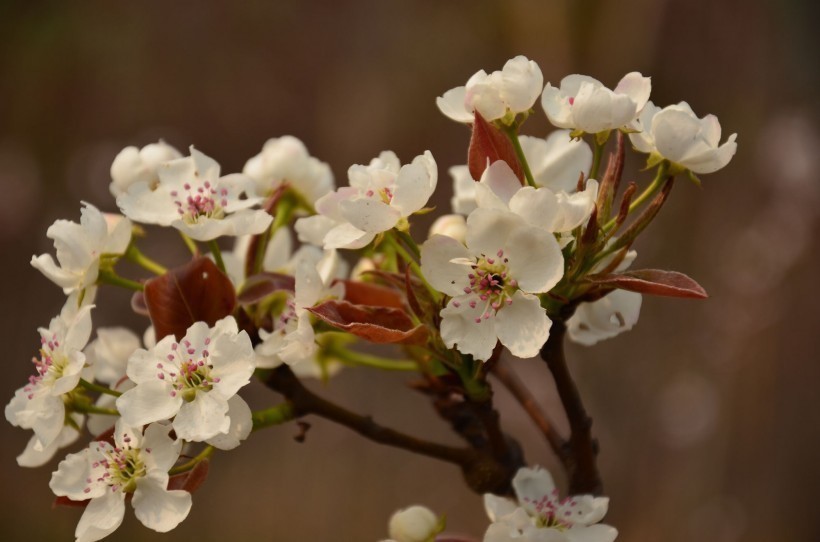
[585,269,708,299]
[468,111,524,183]
[337,279,405,309]
[308,300,428,345]
[168,459,210,494]
[237,272,295,306]
[144,257,237,341]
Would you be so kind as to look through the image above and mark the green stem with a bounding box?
[252,403,296,431]
[602,163,669,231]
[97,269,144,291]
[78,378,122,397]
[395,229,421,260]
[125,245,167,275]
[208,240,226,273]
[72,403,119,416]
[180,232,198,256]
[504,126,537,187]
[329,346,418,372]
[169,446,214,475]
[389,232,438,301]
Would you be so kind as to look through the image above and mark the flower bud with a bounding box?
[429,214,466,243]
[388,505,441,542]
[110,140,182,196]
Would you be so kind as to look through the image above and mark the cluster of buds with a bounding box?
[7,55,734,541]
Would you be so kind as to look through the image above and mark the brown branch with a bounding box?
[540,318,603,495]
[263,365,516,494]
[491,357,568,460]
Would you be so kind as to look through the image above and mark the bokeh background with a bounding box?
[1,1,819,541]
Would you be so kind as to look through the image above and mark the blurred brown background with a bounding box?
[1,1,818,541]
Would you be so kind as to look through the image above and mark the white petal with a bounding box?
[567,290,642,346]
[512,466,558,516]
[420,234,471,296]
[500,55,543,113]
[436,86,474,123]
[652,107,702,163]
[505,226,564,293]
[484,493,519,522]
[390,151,437,216]
[465,209,525,258]
[75,492,126,542]
[565,524,618,542]
[210,331,256,398]
[116,380,181,428]
[323,222,375,250]
[439,297,498,362]
[495,292,552,359]
[18,421,81,468]
[541,83,574,129]
[50,447,103,500]
[133,476,192,533]
[206,395,253,450]
[613,71,651,112]
[294,215,336,246]
[142,423,182,473]
[173,392,230,442]
[524,131,592,192]
[339,198,401,233]
[478,160,523,208]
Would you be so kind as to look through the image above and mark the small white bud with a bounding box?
[429,214,466,243]
[388,505,441,542]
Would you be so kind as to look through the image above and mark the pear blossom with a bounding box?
[483,466,617,542]
[429,213,467,243]
[295,150,437,249]
[475,161,599,234]
[421,209,563,361]
[437,56,543,124]
[117,147,272,241]
[629,101,738,175]
[16,413,83,467]
[5,301,93,459]
[115,316,255,446]
[541,72,651,135]
[255,257,345,371]
[243,135,334,204]
[110,141,182,197]
[31,202,132,295]
[387,505,443,542]
[518,131,593,192]
[50,421,192,541]
[568,290,642,346]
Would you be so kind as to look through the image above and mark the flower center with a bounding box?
[86,435,148,494]
[364,186,393,204]
[25,334,67,397]
[523,489,583,531]
[156,338,221,401]
[171,180,228,224]
[456,249,518,324]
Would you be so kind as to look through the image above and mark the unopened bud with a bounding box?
[388,505,442,542]
[429,214,466,243]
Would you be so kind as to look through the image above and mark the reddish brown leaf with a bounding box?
[308,300,428,345]
[585,269,708,299]
[168,459,210,493]
[144,257,237,341]
[468,111,524,183]
[337,279,405,309]
[237,272,295,305]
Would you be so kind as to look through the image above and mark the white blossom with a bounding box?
[388,505,443,542]
[519,130,593,192]
[429,214,467,243]
[31,203,132,295]
[50,421,191,542]
[110,141,183,197]
[117,147,272,241]
[116,316,255,447]
[243,135,334,204]
[630,101,738,175]
[437,56,543,124]
[542,72,651,135]
[475,161,598,234]
[5,300,93,459]
[421,209,563,361]
[483,466,617,542]
[295,150,437,249]
[568,290,642,346]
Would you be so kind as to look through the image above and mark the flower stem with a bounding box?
[503,126,537,187]
[125,245,167,275]
[71,403,119,416]
[329,346,418,371]
[589,139,606,181]
[169,445,214,475]
[78,378,122,397]
[603,162,669,231]
[208,240,226,274]
[180,232,198,256]
[389,231,438,300]
[252,403,296,431]
[97,269,144,291]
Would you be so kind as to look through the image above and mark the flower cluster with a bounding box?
[8,55,734,541]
